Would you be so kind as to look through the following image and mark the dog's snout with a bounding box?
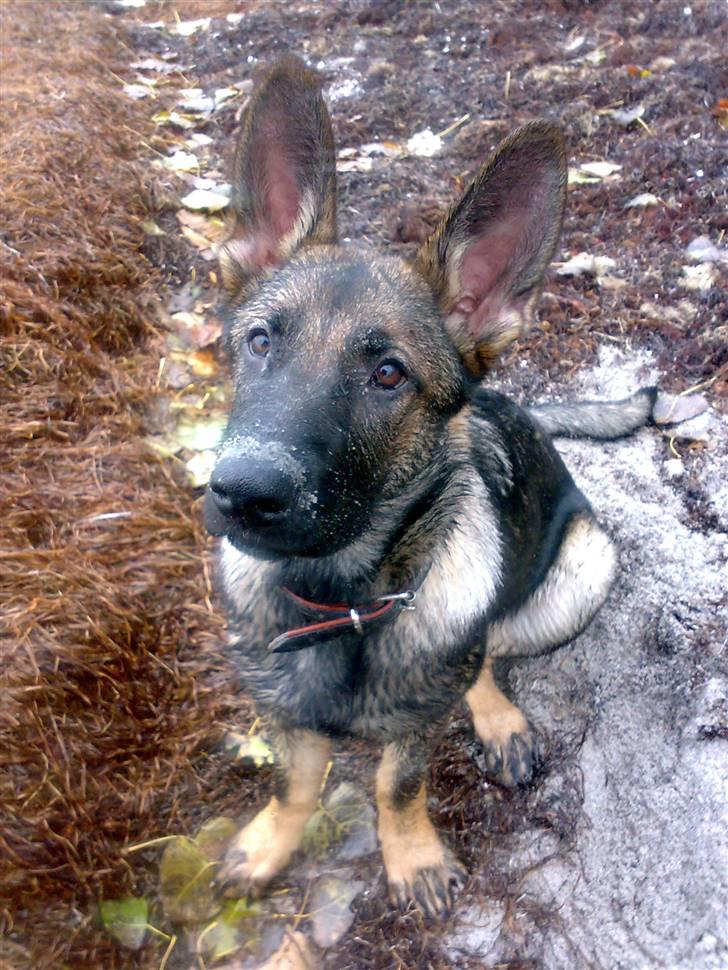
[209,455,296,525]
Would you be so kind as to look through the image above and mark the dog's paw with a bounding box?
[214,799,301,899]
[215,843,273,899]
[481,722,542,788]
[388,848,467,918]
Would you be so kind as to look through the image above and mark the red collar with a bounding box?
[267,587,417,653]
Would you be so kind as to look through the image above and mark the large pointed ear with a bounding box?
[219,55,337,300]
[414,121,567,375]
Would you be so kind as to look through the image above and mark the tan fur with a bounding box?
[487,513,617,658]
[376,745,465,914]
[218,731,330,896]
[466,659,529,746]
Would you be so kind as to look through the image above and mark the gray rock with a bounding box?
[309,872,366,948]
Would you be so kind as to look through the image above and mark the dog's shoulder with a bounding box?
[466,386,578,498]
[464,387,593,616]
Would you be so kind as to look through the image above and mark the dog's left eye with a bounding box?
[371,360,407,390]
[248,330,271,357]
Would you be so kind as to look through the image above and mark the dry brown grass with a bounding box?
[0,3,236,966]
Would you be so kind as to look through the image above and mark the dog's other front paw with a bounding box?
[480,722,542,788]
[214,797,304,899]
[388,847,467,918]
[466,662,543,788]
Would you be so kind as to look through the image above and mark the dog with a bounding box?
[203,56,659,917]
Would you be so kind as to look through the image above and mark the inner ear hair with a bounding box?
[219,55,337,302]
[415,121,567,375]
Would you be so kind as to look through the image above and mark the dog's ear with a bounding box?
[219,55,337,300]
[414,121,566,375]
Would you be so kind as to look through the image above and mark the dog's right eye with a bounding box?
[248,330,271,358]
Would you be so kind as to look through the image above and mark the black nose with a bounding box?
[208,455,296,526]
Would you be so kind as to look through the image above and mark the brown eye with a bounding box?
[248,330,270,357]
[372,360,407,390]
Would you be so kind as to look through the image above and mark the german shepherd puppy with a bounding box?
[204,57,657,917]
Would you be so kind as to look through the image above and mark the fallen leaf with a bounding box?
[336,156,374,173]
[185,450,217,487]
[301,782,369,859]
[171,310,205,331]
[214,86,240,105]
[130,57,178,74]
[161,150,200,173]
[194,817,239,862]
[177,211,225,254]
[123,83,153,100]
[99,896,148,951]
[626,64,652,78]
[712,98,728,129]
[406,128,442,157]
[223,732,276,770]
[160,836,218,924]
[180,225,215,252]
[170,308,223,348]
[173,415,227,452]
[563,33,586,53]
[625,192,660,208]
[170,17,210,36]
[310,873,365,947]
[579,161,622,179]
[679,264,718,291]
[607,105,645,126]
[180,188,230,211]
[195,898,265,963]
[362,139,403,156]
[598,274,628,291]
[555,252,618,280]
[177,88,215,116]
[152,110,197,130]
[188,348,218,377]
[185,132,214,148]
[141,220,165,236]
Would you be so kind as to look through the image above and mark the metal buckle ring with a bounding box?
[377,590,417,610]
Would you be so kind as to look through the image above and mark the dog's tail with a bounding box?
[528,387,659,440]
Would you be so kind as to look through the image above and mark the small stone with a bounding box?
[669,411,715,443]
[664,458,684,479]
[309,872,366,947]
[686,235,725,264]
[652,391,708,425]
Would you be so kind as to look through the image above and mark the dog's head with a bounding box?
[205,56,567,559]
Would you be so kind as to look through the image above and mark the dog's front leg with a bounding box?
[466,658,541,787]
[217,726,331,898]
[376,736,466,917]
